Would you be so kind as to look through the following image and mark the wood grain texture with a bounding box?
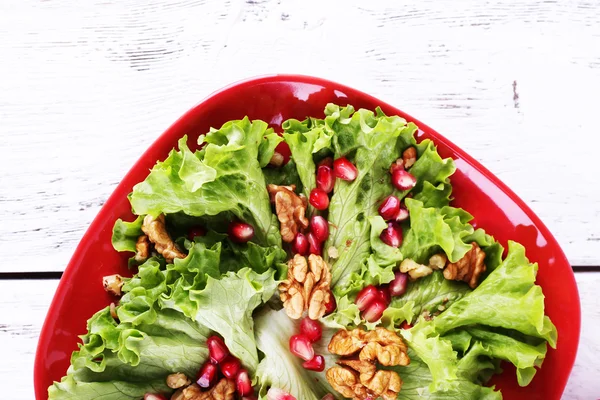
[0,0,599,273]
[0,275,597,398]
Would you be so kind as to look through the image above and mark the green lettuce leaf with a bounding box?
[324,105,417,292]
[112,216,144,252]
[432,241,557,347]
[263,159,303,190]
[190,268,278,373]
[401,199,503,265]
[387,272,471,326]
[50,235,280,398]
[258,131,284,168]
[395,333,502,399]
[129,118,281,247]
[254,307,341,399]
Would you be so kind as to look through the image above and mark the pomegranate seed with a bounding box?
[391,169,417,191]
[318,157,333,167]
[310,216,329,242]
[355,285,379,311]
[401,321,413,330]
[289,334,315,361]
[389,271,408,296]
[197,362,218,388]
[324,293,336,315]
[300,317,323,342]
[380,222,402,248]
[207,336,229,364]
[307,232,322,255]
[309,188,329,210]
[395,204,409,222]
[378,285,391,305]
[389,158,404,174]
[316,165,335,193]
[274,141,291,165]
[362,299,387,322]
[236,369,253,396]
[378,196,401,220]
[220,355,241,379]
[144,395,167,400]
[187,226,206,240]
[267,388,297,400]
[333,157,358,181]
[228,221,254,243]
[302,354,325,372]
[321,395,335,400]
[292,233,309,255]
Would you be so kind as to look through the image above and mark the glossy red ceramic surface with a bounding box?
[34,75,580,399]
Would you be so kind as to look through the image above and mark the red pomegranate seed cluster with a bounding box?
[357,146,419,323]
[355,271,409,322]
[291,157,359,257]
[198,335,255,397]
[288,317,326,373]
[375,148,419,248]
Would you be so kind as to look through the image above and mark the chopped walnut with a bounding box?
[402,147,417,169]
[134,235,150,262]
[327,328,409,399]
[279,254,332,320]
[327,246,339,259]
[429,253,447,270]
[102,274,123,296]
[269,151,285,167]
[171,389,185,400]
[326,366,367,399]
[400,259,433,280]
[109,302,118,320]
[267,184,309,243]
[179,379,235,400]
[443,242,486,288]
[166,373,191,389]
[210,378,236,400]
[328,328,368,356]
[142,214,186,263]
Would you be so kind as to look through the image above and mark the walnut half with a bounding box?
[443,242,486,288]
[326,327,409,400]
[267,184,309,243]
[142,214,186,263]
[279,254,332,319]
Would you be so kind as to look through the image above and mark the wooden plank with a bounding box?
[1,274,598,399]
[0,0,599,273]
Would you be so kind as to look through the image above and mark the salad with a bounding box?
[48,104,557,400]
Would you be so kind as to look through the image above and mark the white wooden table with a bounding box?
[1,1,598,398]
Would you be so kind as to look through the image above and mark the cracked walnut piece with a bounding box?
[166,373,191,389]
[102,274,123,296]
[142,214,186,263]
[177,379,235,400]
[443,242,486,289]
[134,235,150,263]
[329,328,410,367]
[399,253,447,281]
[279,254,332,319]
[267,184,309,243]
[326,327,409,400]
[338,360,402,400]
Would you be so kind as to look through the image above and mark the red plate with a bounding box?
[34,75,580,399]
